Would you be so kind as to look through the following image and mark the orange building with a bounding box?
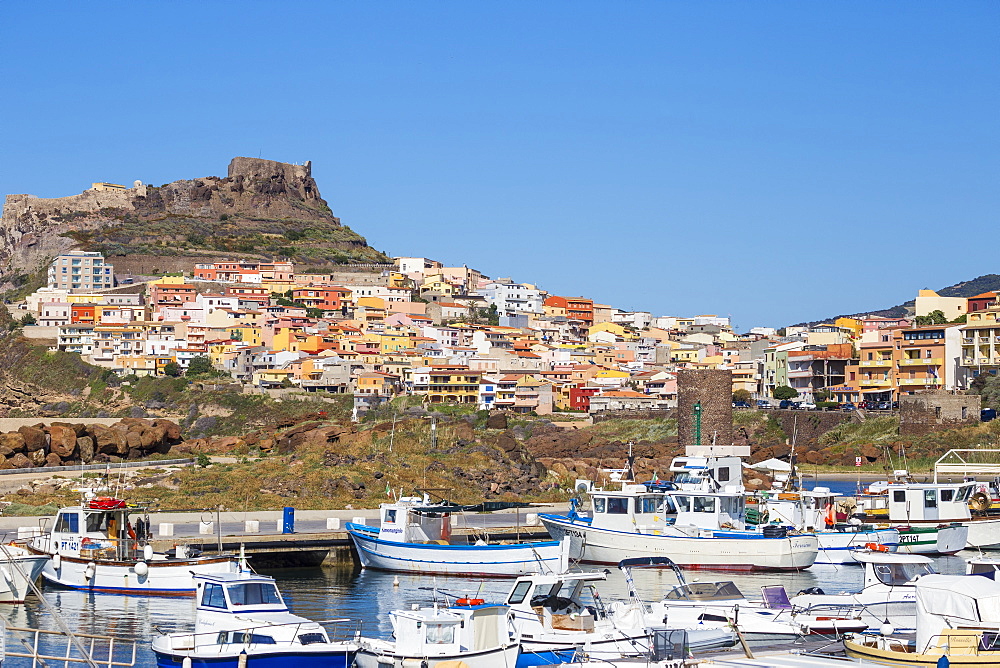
[543,296,594,325]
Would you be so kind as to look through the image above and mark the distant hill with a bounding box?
[796,274,1000,327]
[0,157,389,281]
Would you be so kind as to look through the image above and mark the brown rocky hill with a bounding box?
[0,157,388,281]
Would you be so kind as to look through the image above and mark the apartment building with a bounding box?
[47,251,114,292]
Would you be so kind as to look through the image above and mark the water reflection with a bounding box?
[0,552,976,668]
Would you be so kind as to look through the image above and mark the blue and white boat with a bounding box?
[151,571,359,668]
[346,495,569,577]
[540,483,818,571]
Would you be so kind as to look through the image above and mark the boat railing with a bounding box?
[162,618,361,650]
[3,620,137,668]
[934,449,1000,482]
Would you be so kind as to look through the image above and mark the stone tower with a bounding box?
[677,369,735,454]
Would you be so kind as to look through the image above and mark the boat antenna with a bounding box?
[789,415,799,492]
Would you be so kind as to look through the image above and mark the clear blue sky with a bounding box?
[2,2,997,329]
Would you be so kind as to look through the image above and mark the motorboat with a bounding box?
[347,494,568,577]
[355,603,518,668]
[844,574,1000,666]
[152,571,359,668]
[27,490,240,595]
[752,487,898,564]
[540,482,818,572]
[622,557,865,643]
[0,542,49,603]
[503,568,734,666]
[790,548,936,633]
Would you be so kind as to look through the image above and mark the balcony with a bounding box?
[898,378,943,386]
[860,359,893,367]
[860,379,892,387]
[899,358,942,366]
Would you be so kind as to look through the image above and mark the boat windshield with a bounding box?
[873,562,933,586]
[425,622,456,644]
[663,582,744,601]
[227,582,282,606]
[673,472,706,486]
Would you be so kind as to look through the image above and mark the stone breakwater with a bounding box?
[0,418,182,469]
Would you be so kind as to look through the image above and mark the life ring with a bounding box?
[455,598,485,606]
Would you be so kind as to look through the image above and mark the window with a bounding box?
[426,623,455,644]
[941,489,954,502]
[717,468,730,482]
[202,583,228,608]
[55,513,79,533]
[228,582,281,606]
[385,509,397,523]
[893,490,906,503]
[693,497,717,513]
[593,497,606,513]
[607,497,628,514]
[924,489,937,508]
[641,497,660,513]
[508,580,532,604]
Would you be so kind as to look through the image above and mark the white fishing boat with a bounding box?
[790,548,936,633]
[753,487,899,564]
[844,574,1000,666]
[619,557,865,643]
[27,491,240,595]
[152,571,359,668]
[0,542,49,603]
[540,483,818,571]
[504,568,735,665]
[355,603,518,668]
[346,494,569,577]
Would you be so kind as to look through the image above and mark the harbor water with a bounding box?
[1,551,974,667]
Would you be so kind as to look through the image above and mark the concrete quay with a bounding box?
[1,504,567,569]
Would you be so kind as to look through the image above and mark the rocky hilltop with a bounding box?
[1,157,388,278]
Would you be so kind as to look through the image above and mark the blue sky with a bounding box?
[2,2,997,329]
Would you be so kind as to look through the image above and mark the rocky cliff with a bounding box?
[0,157,388,279]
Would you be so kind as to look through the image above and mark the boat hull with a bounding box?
[33,549,241,596]
[346,523,565,577]
[844,636,1000,666]
[539,514,817,571]
[154,648,356,668]
[355,643,519,668]
[0,551,49,603]
[894,524,967,555]
[815,528,898,565]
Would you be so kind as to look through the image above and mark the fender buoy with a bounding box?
[863,542,889,552]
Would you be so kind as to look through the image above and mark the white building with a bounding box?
[476,279,545,316]
[48,251,114,292]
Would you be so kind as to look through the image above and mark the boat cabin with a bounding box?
[195,572,289,615]
[854,551,935,590]
[506,572,605,633]
[669,456,742,492]
[589,484,669,533]
[39,498,151,561]
[390,605,509,655]
[886,482,976,522]
[667,489,746,531]
[377,495,454,544]
[764,487,837,531]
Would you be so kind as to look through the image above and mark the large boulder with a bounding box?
[77,436,95,463]
[93,426,127,456]
[153,419,182,442]
[29,449,47,467]
[0,432,26,456]
[48,425,78,459]
[45,452,63,467]
[18,426,46,452]
[8,453,32,469]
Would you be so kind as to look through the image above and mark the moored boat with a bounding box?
[355,603,518,668]
[27,490,240,596]
[844,573,1000,666]
[540,483,818,571]
[346,494,568,577]
[152,571,359,668]
[0,542,49,603]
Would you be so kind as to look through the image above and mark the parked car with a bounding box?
[983,408,997,423]
[799,401,817,410]
[756,399,772,409]
[732,401,752,408]
[839,402,856,412]
[779,399,794,409]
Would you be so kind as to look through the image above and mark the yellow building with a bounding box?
[427,365,481,404]
[835,317,863,337]
[115,354,175,377]
[253,368,296,387]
